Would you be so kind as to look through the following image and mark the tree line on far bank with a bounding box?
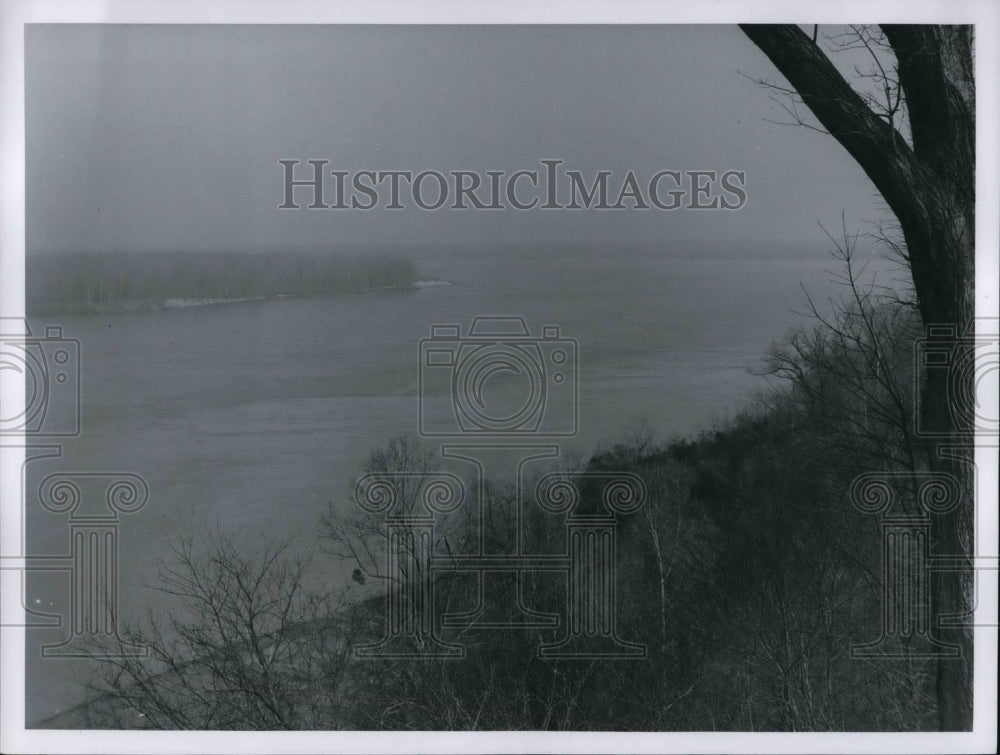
[26,250,417,315]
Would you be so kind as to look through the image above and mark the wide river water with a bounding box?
[22,244,904,724]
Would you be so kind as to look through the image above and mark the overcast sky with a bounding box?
[26,24,892,254]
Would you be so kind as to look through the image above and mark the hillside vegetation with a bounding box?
[75,289,947,730]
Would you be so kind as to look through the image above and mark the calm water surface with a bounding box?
[23,246,905,723]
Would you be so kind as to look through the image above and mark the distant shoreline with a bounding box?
[26,251,447,317]
[28,279,453,317]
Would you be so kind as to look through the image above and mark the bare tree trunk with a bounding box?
[739,24,975,730]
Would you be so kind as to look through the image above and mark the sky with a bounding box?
[25,24,894,255]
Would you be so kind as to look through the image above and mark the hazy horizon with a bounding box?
[27,24,894,257]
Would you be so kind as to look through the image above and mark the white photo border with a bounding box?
[1,1,997,753]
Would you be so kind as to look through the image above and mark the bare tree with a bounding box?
[86,530,360,729]
[764,215,923,480]
[321,435,446,584]
[740,24,975,730]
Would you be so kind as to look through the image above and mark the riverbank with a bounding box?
[26,250,426,316]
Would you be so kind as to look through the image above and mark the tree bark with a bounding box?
[739,24,975,730]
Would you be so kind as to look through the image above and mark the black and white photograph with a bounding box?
[1,1,997,753]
